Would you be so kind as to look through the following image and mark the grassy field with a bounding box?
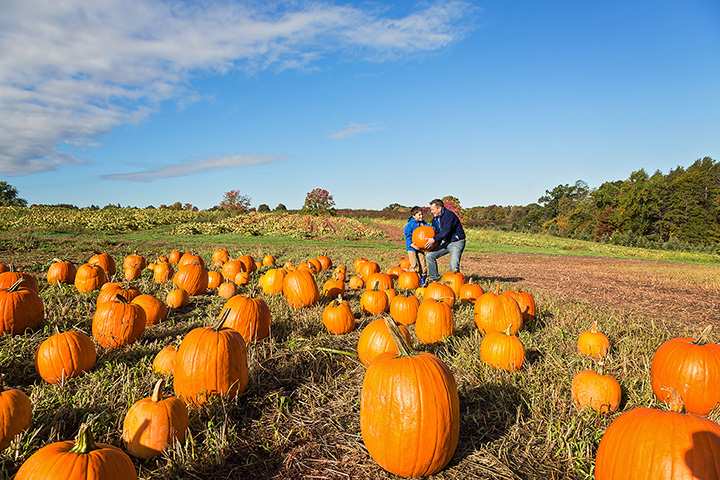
[0,213,717,479]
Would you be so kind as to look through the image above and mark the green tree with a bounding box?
[0,181,27,206]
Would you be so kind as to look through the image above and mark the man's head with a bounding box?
[410,206,423,221]
[429,198,444,217]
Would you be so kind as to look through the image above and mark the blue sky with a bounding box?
[2,0,718,209]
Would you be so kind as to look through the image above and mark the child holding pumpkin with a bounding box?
[404,207,429,282]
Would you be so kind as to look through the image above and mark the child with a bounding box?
[403,206,428,282]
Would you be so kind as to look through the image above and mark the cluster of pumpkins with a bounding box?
[1,248,719,479]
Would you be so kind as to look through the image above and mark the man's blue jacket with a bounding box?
[432,208,465,248]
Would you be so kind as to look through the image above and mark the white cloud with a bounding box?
[329,122,381,140]
[0,1,474,176]
[101,154,278,182]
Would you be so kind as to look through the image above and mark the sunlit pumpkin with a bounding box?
[0,378,32,451]
[96,282,140,306]
[0,279,44,336]
[47,259,76,285]
[282,269,319,308]
[217,282,236,299]
[480,329,525,372]
[411,225,435,251]
[131,294,167,327]
[166,288,189,308]
[172,264,208,296]
[440,271,465,297]
[74,263,107,293]
[357,318,411,366]
[396,271,420,291]
[474,290,523,335]
[0,271,39,292]
[365,272,393,291]
[222,259,245,281]
[322,278,345,299]
[358,260,380,280]
[88,252,116,278]
[424,281,455,307]
[360,285,389,315]
[262,255,276,267]
[211,247,230,267]
[390,294,420,326]
[207,271,222,290]
[458,281,484,303]
[220,295,271,344]
[92,294,146,349]
[178,252,205,268]
[316,255,332,271]
[259,268,285,295]
[35,330,96,384]
[152,345,177,376]
[416,299,454,344]
[503,290,536,321]
[571,369,621,414]
[152,262,173,284]
[348,275,364,290]
[577,321,610,359]
[322,297,355,335]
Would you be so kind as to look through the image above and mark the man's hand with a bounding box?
[424,238,435,249]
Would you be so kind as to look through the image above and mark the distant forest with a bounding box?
[348,157,720,253]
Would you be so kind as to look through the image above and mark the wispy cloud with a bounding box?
[101,154,278,182]
[0,1,475,175]
[329,122,381,140]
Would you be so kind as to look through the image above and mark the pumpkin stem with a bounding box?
[69,424,97,454]
[597,360,605,376]
[151,379,163,402]
[694,325,713,345]
[382,316,413,357]
[213,309,231,331]
[51,258,63,263]
[493,283,500,295]
[114,293,128,304]
[590,320,599,334]
[6,278,25,292]
[503,325,512,336]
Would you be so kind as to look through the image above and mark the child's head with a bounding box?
[410,206,423,221]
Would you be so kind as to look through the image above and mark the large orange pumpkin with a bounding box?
[0,279,44,336]
[131,294,167,327]
[14,424,137,479]
[122,380,189,459]
[651,331,720,416]
[577,321,610,359]
[0,379,32,451]
[0,271,39,292]
[282,269,319,308]
[458,281,484,303]
[424,281,455,307]
[322,297,355,335]
[411,225,435,251]
[594,404,720,480]
[88,252,116,278]
[474,290,523,335]
[571,369,621,414]
[173,314,249,406]
[35,330,96,384]
[389,294,419,326]
[92,294,146,349]
[220,295,272,344]
[440,271,465,297]
[357,318,411,366]
[96,282,140,306]
[360,286,389,315]
[361,317,459,477]
[365,272,393,291]
[503,290,536,320]
[480,329,525,372]
[47,259,76,285]
[396,271,420,291]
[415,299,454,344]
[74,263,107,293]
[172,264,208,296]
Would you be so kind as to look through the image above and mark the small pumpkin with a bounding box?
[357,318,411,366]
[396,271,420,290]
[386,265,403,279]
[178,252,205,268]
[96,282,140,306]
[332,265,347,282]
[92,294,146,349]
[282,269,319,308]
[415,299,454,344]
[399,257,411,270]
[14,424,137,480]
[88,252,116,278]
[474,289,523,335]
[74,263,107,293]
[122,380,189,459]
[358,260,380,281]
[316,255,332,271]
[389,294,419,326]
[123,253,146,272]
[207,271,223,290]
[480,329,525,372]
[348,275,364,290]
[577,321,610,359]
[237,255,256,274]
[123,265,142,281]
[47,259,76,285]
[0,271,39,292]
[360,286,389,316]
[322,278,344,299]
[152,262,173,283]
[211,247,230,267]
[168,249,181,265]
[131,294,167,327]
[152,345,177,376]
[35,330,96,384]
[217,282,236,299]
[166,288,189,308]
[503,290,536,321]
[259,268,285,295]
[222,259,245,281]
[0,279,44,336]
[173,313,249,406]
[571,369,621,414]
[458,281,484,303]
[440,271,464,297]
[220,295,272,344]
[411,225,435,251]
[365,272,393,291]
[322,297,355,335]
[262,255,276,267]
[0,378,32,451]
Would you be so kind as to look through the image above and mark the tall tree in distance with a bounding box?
[303,187,335,215]
[0,181,27,207]
[218,190,251,212]
[442,195,463,221]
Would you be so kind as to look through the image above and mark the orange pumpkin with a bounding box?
[14,424,137,479]
[424,281,455,307]
[361,317,459,477]
[234,271,250,286]
[88,252,116,278]
[322,297,355,335]
[217,282,236,299]
[92,294,146,349]
[316,255,332,271]
[594,403,720,480]
[166,288,189,308]
[173,314,249,406]
[396,271,420,291]
[571,369,621,414]
[360,286,389,315]
[222,259,245,281]
[211,247,230,267]
[0,379,32,451]
[399,257,411,270]
[282,270,319,308]
[332,265,347,282]
[503,290,536,320]
[440,271,464,297]
[480,329,525,372]
[259,268,285,295]
[123,266,141,281]
[651,331,720,416]
[122,380,189,459]
[131,294,167,326]
[96,282,140,306]
[207,271,223,290]
[123,253,146,272]
[474,290,523,335]
[178,252,205,268]
[365,272,393,291]
[172,264,208,296]
[35,330,96,384]
[168,249,181,265]
[262,255,276,267]
[237,255,256,274]
[358,260,380,281]
[152,262,173,283]
[390,294,419,326]
[577,321,610,359]
[357,318,411,366]
[74,263,107,293]
[0,279,44,335]
[386,266,403,279]
[458,281,484,303]
[322,278,344,299]
[220,295,271,344]
[415,299,454,344]
[152,345,177,376]
[348,275,364,290]
[0,271,39,292]
[47,259,76,285]
[411,225,435,251]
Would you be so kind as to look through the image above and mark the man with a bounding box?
[424,198,466,283]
